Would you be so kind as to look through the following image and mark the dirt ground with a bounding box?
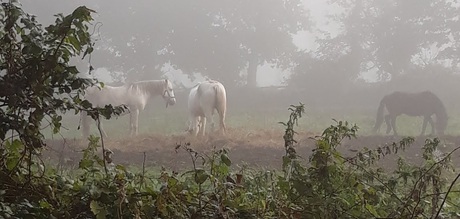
[42,128,460,172]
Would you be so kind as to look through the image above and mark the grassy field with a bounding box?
[43,104,460,141]
[41,102,460,179]
[35,100,460,218]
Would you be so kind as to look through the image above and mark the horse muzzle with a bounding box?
[165,98,176,108]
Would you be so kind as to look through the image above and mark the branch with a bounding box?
[435,172,460,218]
[400,146,460,215]
[96,116,108,175]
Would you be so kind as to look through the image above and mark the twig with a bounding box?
[96,116,108,175]
[399,146,460,216]
[435,172,460,218]
[142,152,146,188]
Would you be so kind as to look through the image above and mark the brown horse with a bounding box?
[373,91,448,136]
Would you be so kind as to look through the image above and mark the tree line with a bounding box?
[18,1,458,90]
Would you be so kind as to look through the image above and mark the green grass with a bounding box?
[42,106,460,140]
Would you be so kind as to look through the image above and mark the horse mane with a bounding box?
[128,80,165,97]
[206,79,219,83]
[191,83,201,89]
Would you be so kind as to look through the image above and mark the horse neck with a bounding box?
[435,104,448,120]
[432,97,448,121]
[132,80,164,97]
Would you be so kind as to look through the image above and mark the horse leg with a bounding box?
[201,116,207,136]
[210,110,216,133]
[193,116,201,136]
[421,116,429,136]
[219,111,226,135]
[390,115,398,136]
[129,112,133,136]
[131,108,140,136]
[426,116,435,135]
[209,116,215,134]
[385,115,392,134]
[201,107,215,136]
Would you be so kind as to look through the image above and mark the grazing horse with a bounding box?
[187,79,227,136]
[373,91,448,136]
[81,79,176,138]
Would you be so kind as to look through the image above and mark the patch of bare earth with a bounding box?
[42,130,460,171]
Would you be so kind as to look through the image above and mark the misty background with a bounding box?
[19,0,460,117]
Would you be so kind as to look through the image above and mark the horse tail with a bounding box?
[373,96,386,133]
[81,111,90,139]
[214,84,227,135]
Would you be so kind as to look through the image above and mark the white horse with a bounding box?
[187,79,227,136]
[81,79,176,138]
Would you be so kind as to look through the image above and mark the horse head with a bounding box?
[162,79,176,107]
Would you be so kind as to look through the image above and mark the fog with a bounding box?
[18,0,460,113]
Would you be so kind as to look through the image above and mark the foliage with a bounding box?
[291,0,460,102]
[2,2,460,218]
[274,104,459,218]
[3,98,460,218]
[315,0,460,79]
[0,1,124,218]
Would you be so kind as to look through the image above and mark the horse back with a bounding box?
[383,91,444,117]
[194,81,226,115]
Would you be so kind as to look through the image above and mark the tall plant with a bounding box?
[0,1,123,217]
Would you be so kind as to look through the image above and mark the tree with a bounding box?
[313,0,460,81]
[0,1,123,207]
[0,3,96,147]
[21,0,309,87]
[162,0,308,87]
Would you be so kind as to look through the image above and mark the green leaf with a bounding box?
[7,139,23,152]
[71,80,82,89]
[67,35,81,52]
[115,164,126,171]
[221,153,232,166]
[22,44,42,55]
[81,100,93,109]
[90,200,106,219]
[79,158,94,169]
[365,203,379,217]
[194,168,209,184]
[6,158,19,171]
[83,46,94,58]
[39,200,52,209]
